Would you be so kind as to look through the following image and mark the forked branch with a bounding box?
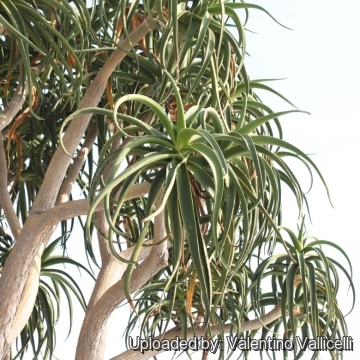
[30,17,156,214]
[0,17,157,359]
[75,193,168,360]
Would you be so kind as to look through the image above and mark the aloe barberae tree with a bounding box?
[0,1,354,359]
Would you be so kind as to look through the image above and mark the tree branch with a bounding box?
[84,209,112,359]
[0,84,29,131]
[85,133,125,343]
[75,192,168,360]
[57,121,98,204]
[95,133,124,264]
[0,19,157,357]
[0,70,29,132]
[0,222,54,355]
[0,135,21,237]
[38,182,152,227]
[86,213,173,312]
[86,129,124,310]
[29,17,156,215]
[111,303,282,360]
[0,178,152,347]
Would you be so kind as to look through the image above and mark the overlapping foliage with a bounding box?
[0,0,354,359]
[0,228,94,359]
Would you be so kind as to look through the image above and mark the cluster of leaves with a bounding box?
[77,1,353,360]
[0,0,93,230]
[1,0,96,358]
[0,0,355,360]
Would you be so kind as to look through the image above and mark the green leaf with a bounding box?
[177,164,212,330]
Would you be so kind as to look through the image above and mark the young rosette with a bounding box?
[248,221,354,359]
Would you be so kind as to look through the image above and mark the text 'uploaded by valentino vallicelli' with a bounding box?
[127,335,354,354]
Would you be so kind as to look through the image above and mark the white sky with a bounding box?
[47,1,359,359]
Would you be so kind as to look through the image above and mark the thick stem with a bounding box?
[86,135,124,311]
[75,193,168,360]
[84,210,111,359]
[0,19,155,359]
[0,224,54,354]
